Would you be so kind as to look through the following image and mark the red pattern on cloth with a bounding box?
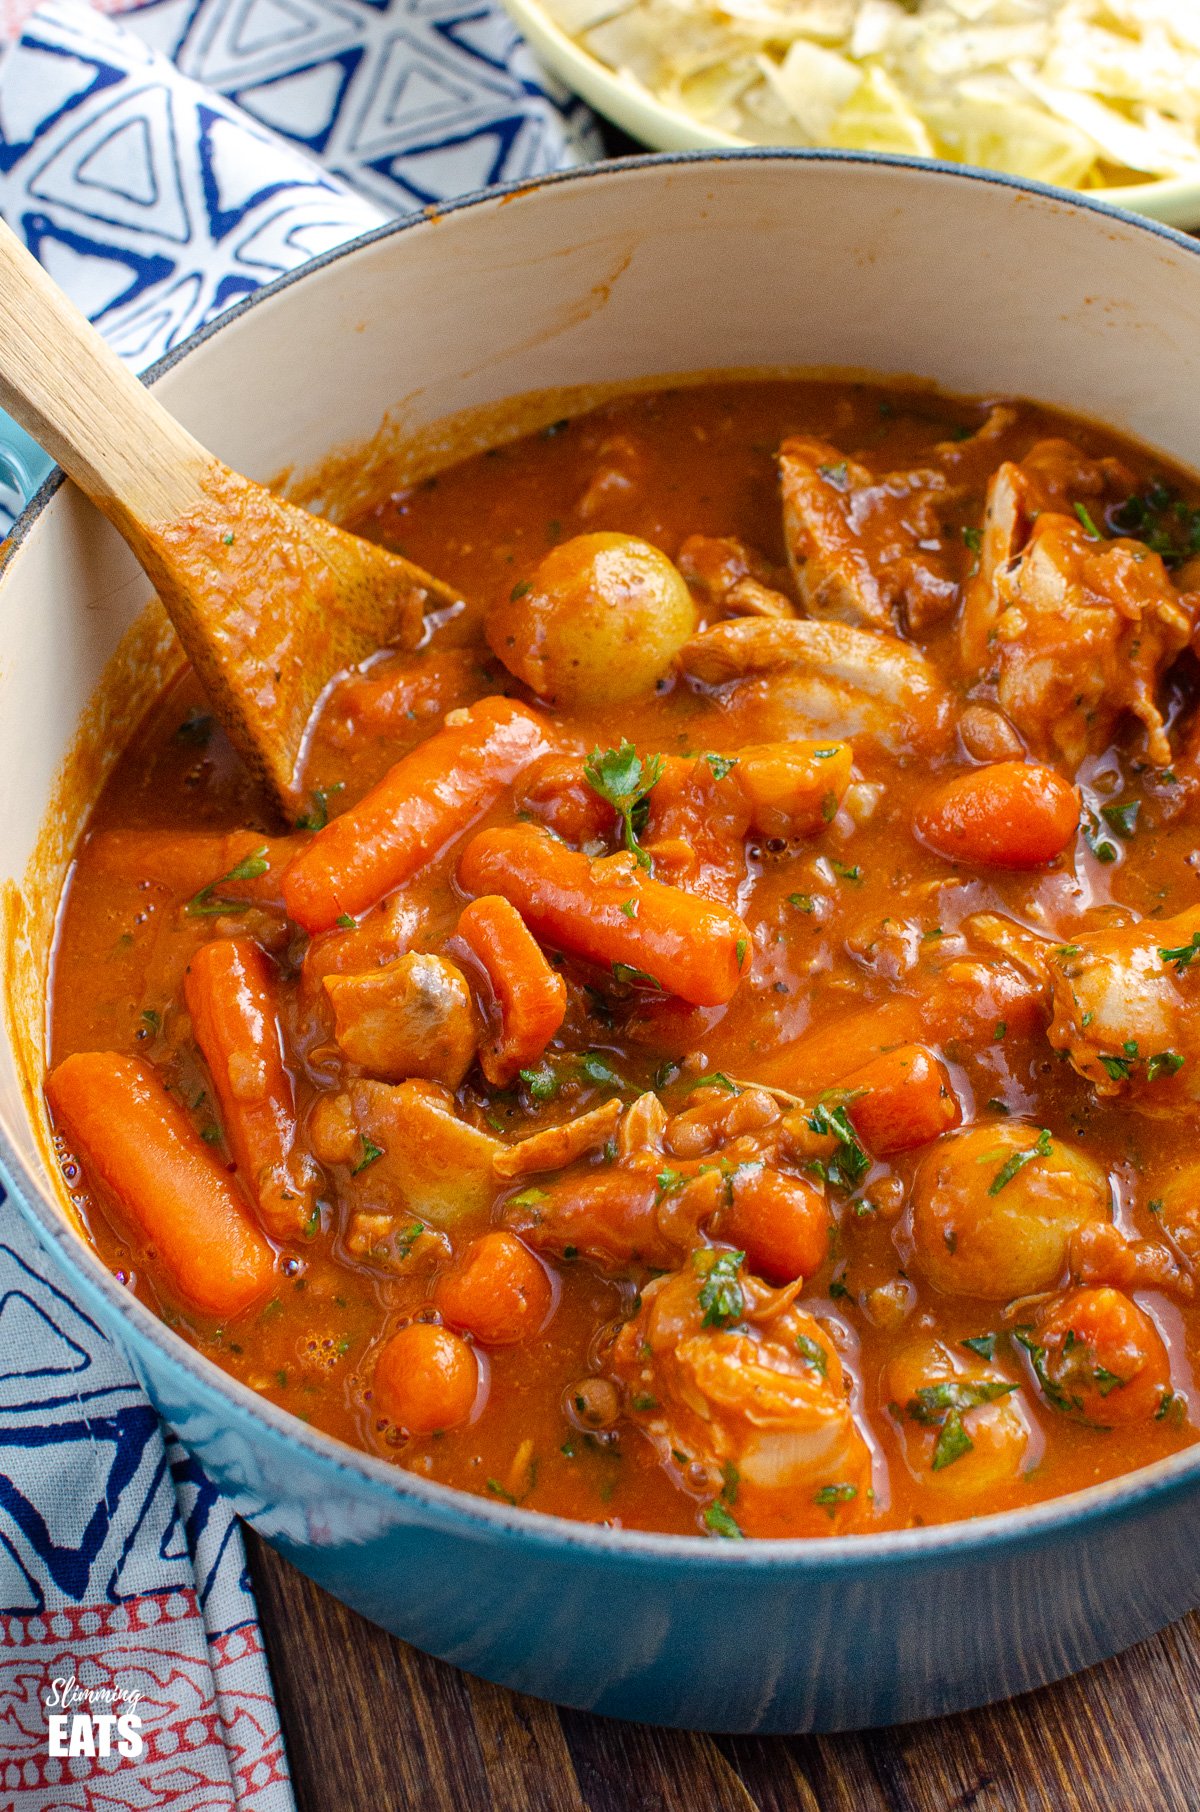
[0,1592,290,1811]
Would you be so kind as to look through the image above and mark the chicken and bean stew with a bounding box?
[46,380,1200,1539]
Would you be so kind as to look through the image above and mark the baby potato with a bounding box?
[909,1122,1110,1299]
[487,533,696,706]
[886,1336,1031,1495]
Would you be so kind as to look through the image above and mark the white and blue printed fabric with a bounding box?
[0,0,601,515]
[0,0,599,1801]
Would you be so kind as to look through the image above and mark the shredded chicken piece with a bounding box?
[310,1079,502,1224]
[778,436,959,634]
[576,435,643,520]
[958,438,1193,767]
[992,516,1195,769]
[676,534,795,619]
[493,1097,623,1179]
[611,1260,871,1536]
[617,1090,668,1157]
[962,911,1053,986]
[961,438,1134,669]
[323,951,478,1085]
[1047,907,1200,1110]
[1069,1221,1192,1302]
[678,617,952,756]
[344,1209,452,1274]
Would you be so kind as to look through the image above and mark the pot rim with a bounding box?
[6,145,1200,1572]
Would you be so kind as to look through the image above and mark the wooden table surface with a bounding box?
[246,1529,1200,1811]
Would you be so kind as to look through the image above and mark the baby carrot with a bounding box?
[838,1043,961,1154]
[763,959,1044,1095]
[914,762,1079,868]
[457,825,751,1007]
[281,697,552,933]
[46,1051,275,1318]
[184,937,316,1240]
[457,895,568,1085]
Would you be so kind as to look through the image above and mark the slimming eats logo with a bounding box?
[44,1675,144,1759]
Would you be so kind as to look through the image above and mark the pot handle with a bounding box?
[0,405,53,524]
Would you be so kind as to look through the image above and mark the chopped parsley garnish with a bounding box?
[336,912,356,929]
[520,1062,559,1101]
[510,579,532,601]
[1100,799,1139,840]
[655,1168,685,1203]
[1147,1051,1185,1081]
[906,1379,1016,1471]
[789,893,815,913]
[704,753,737,780]
[831,860,862,884]
[295,782,344,831]
[961,1334,998,1361]
[805,1102,870,1189]
[140,1008,160,1033]
[691,1072,739,1094]
[720,1461,740,1504]
[185,845,269,916]
[703,1500,744,1539]
[962,525,982,553]
[1081,810,1119,865]
[619,899,638,918]
[395,1221,424,1260]
[795,1334,828,1376]
[696,1249,745,1328]
[579,1051,622,1088]
[1013,1331,1083,1416]
[1074,501,1103,540]
[1160,932,1200,972]
[632,1393,659,1412]
[509,1186,548,1207]
[907,1380,1017,1423]
[486,1478,518,1504]
[1099,1054,1133,1082]
[813,1483,857,1514]
[611,961,663,990]
[1111,479,1200,565]
[987,1127,1053,1196]
[736,938,748,970]
[583,741,664,872]
[818,461,849,490]
[932,1415,974,1470]
[351,1135,384,1175]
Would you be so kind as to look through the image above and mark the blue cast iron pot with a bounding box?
[3,152,1200,1732]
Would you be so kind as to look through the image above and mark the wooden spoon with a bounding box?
[0,219,460,818]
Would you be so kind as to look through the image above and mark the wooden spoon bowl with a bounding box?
[0,220,460,818]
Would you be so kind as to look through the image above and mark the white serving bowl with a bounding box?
[508,0,1200,229]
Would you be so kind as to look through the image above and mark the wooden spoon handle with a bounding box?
[0,218,208,527]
